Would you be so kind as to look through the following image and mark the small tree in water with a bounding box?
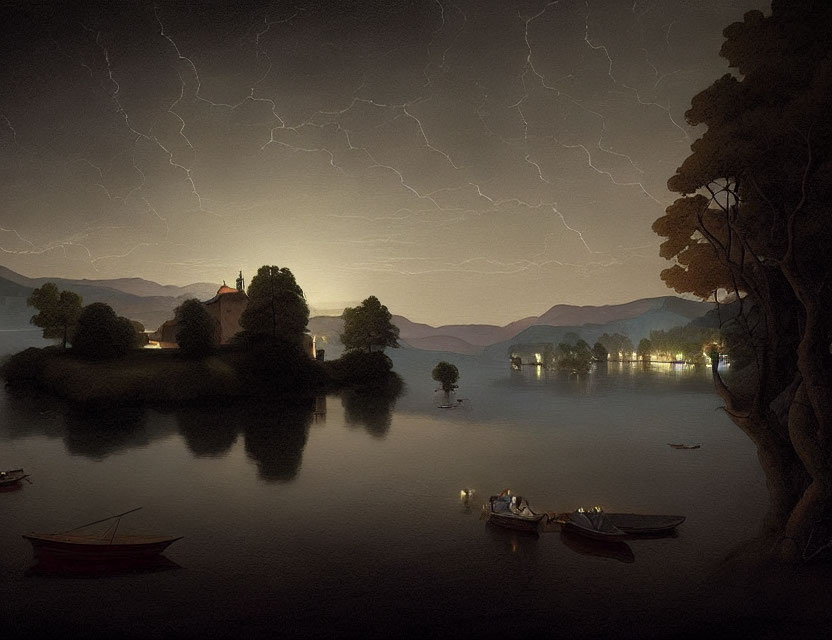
[432,361,459,404]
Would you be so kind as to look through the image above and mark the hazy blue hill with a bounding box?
[400,335,482,355]
[307,296,712,357]
[0,265,219,300]
[0,276,32,297]
[481,304,714,360]
[0,276,36,329]
[389,297,709,349]
[535,296,708,327]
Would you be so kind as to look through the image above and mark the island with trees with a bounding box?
[1,265,402,407]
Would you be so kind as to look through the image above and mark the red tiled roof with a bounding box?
[216,285,238,296]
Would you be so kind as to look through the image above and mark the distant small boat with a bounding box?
[0,468,29,487]
[668,443,701,449]
[485,490,546,533]
[23,507,182,561]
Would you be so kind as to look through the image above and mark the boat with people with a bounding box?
[485,490,547,533]
[0,468,29,487]
[23,507,182,560]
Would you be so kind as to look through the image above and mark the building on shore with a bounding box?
[152,272,316,357]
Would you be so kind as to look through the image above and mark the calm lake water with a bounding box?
[0,335,787,638]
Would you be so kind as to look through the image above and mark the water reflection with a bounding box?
[341,381,402,439]
[176,408,238,458]
[242,401,313,482]
[559,530,635,564]
[27,554,181,578]
[62,407,150,459]
[485,523,541,557]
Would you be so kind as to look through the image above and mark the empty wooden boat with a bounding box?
[23,507,181,560]
[604,513,686,534]
[0,468,30,487]
[561,508,627,541]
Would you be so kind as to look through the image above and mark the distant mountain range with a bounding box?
[309,296,712,358]
[1,265,711,356]
[0,266,220,330]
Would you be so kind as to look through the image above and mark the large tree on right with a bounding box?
[653,0,832,562]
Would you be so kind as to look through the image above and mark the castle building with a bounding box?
[153,271,315,356]
[203,281,248,345]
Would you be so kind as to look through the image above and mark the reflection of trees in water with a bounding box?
[175,408,238,457]
[341,380,402,439]
[62,407,149,459]
[243,400,313,482]
[0,392,65,440]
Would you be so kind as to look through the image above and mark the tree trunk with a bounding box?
[712,366,808,537]
[778,381,832,561]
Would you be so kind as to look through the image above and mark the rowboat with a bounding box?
[558,508,686,540]
[604,513,686,534]
[23,507,182,561]
[485,491,546,533]
[561,508,627,541]
[0,468,30,486]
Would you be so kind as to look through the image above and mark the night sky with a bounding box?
[0,0,766,324]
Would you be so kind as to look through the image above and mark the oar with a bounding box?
[63,507,143,533]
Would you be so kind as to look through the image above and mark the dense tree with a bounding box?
[340,295,400,353]
[556,339,592,374]
[71,303,139,360]
[597,332,633,361]
[637,338,652,363]
[175,298,216,358]
[591,342,608,362]
[27,282,82,349]
[432,361,459,402]
[240,265,309,345]
[652,1,832,561]
[648,325,720,363]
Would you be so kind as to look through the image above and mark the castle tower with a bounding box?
[236,270,245,292]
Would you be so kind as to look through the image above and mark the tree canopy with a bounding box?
[175,298,216,358]
[652,1,832,561]
[240,265,309,345]
[432,361,459,394]
[27,282,82,349]
[340,295,400,353]
[71,302,140,360]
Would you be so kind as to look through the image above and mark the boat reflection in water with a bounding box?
[28,554,181,577]
[559,530,635,564]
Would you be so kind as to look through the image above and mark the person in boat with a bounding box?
[509,496,535,517]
